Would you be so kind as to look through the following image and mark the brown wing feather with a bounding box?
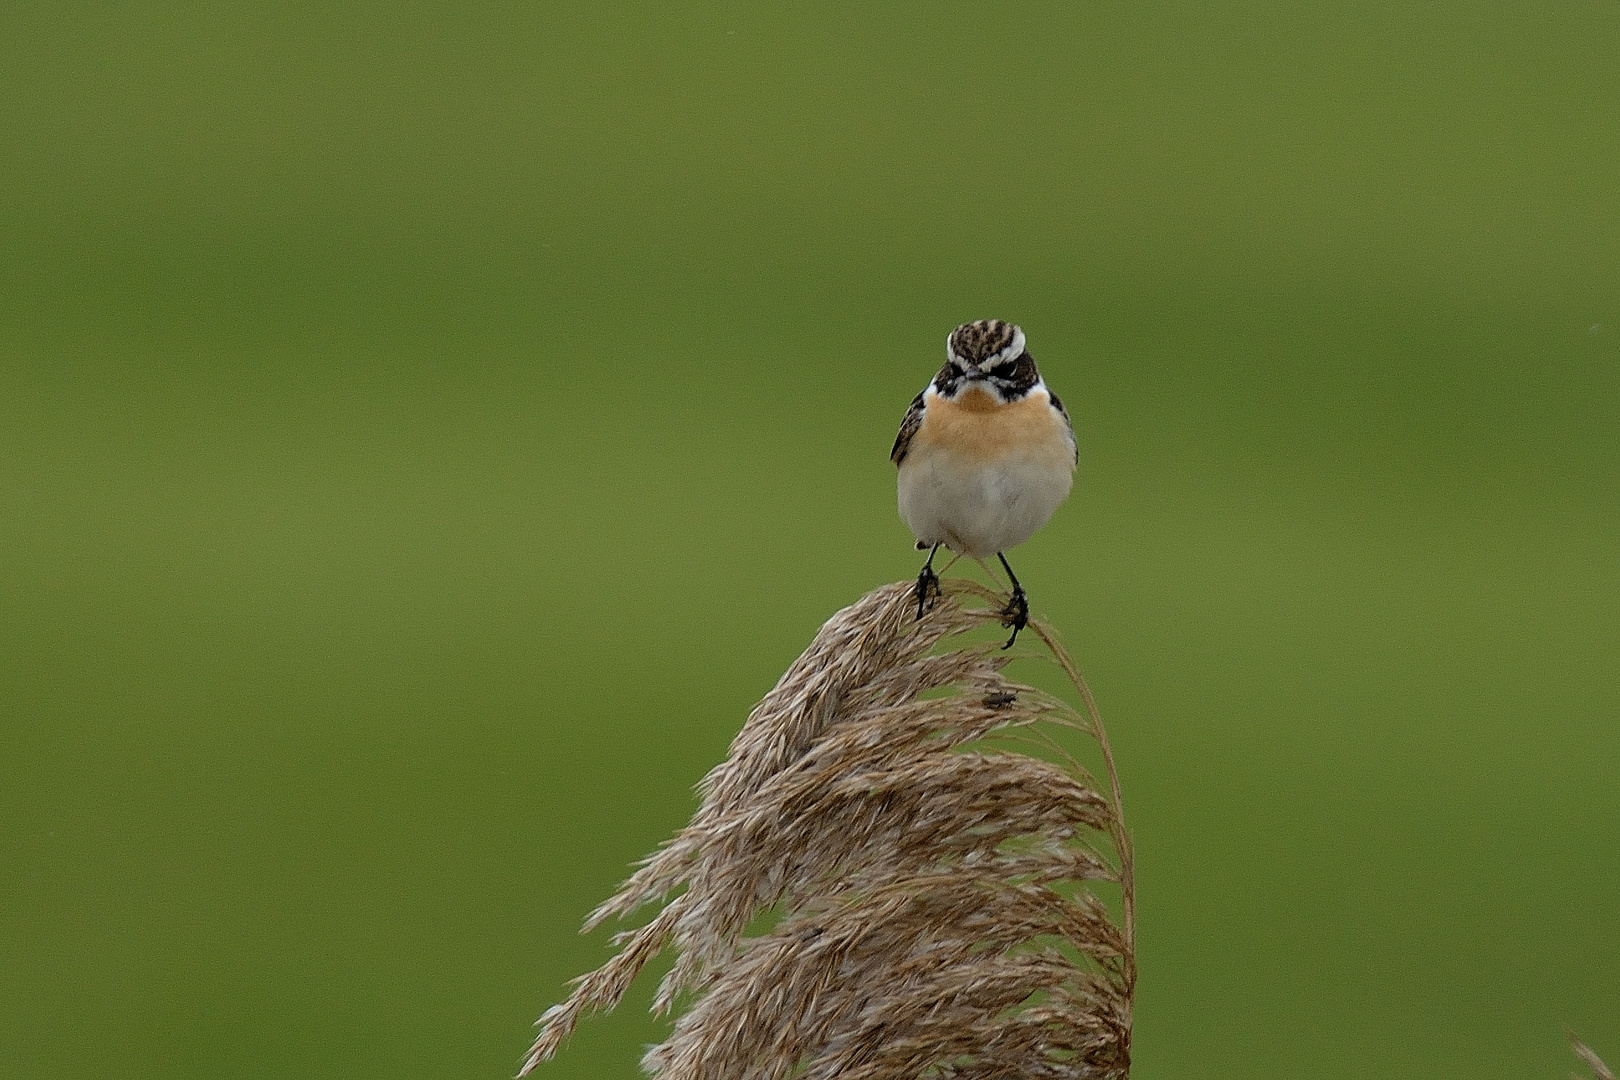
[890,390,926,465]
[1047,390,1079,464]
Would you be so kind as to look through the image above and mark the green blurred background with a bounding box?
[2,3,1617,1077]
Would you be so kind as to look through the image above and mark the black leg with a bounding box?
[914,543,942,620]
[996,552,1029,648]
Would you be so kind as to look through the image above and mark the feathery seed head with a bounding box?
[520,580,1133,1080]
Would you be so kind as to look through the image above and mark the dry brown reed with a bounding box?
[521,578,1134,1079]
[1572,1034,1616,1080]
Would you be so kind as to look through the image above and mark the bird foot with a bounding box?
[999,586,1029,649]
[914,565,941,620]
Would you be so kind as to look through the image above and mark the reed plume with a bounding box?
[521,578,1134,1079]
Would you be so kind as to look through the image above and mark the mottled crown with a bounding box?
[947,319,1027,368]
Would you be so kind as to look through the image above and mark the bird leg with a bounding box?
[914,542,942,619]
[996,553,1029,648]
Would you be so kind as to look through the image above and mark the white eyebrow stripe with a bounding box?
[991,326,1028,366]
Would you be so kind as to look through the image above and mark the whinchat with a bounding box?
[891,320,1077,646]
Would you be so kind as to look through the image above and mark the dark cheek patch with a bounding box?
[987,351,1038,397]
[1012,352,1036,385]
[932,361,963,396]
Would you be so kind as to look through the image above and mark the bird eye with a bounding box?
[988,362,1019,379]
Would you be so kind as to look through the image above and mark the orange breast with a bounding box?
[915,387,1071,465]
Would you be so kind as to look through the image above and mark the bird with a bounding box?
[891,320,1077,647]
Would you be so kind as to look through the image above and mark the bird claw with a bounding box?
[999,587,1029,648]
[914,565,942,620]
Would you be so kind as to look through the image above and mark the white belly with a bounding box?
[897,450,1073,558]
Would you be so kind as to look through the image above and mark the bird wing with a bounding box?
[1047,390,1079,465]
[890,390,927,466]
